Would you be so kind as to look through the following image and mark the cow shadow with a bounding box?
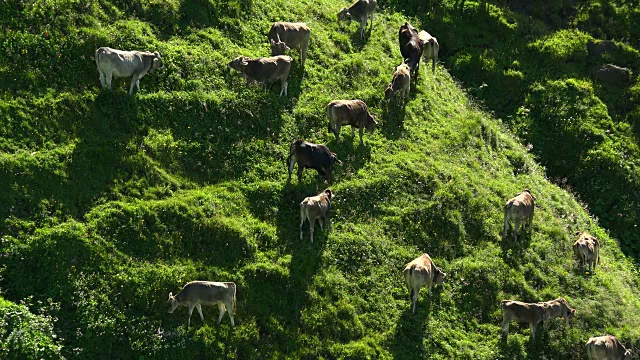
[381,100,407,140]
[349,24,375,50]
[500,230,532,268]
[389,293,440,359]
[326,137,372,181]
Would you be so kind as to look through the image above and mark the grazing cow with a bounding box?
[300,189,332,242]
[327,99,378,145]
[227,55,293,97]
[503,189,536,240]
[287,139,342,184]
[501,297,575,340]
[402,254,446,314]
[337,0,377,39]
[95,47,163,95]
[418,30,439,73]
[398,23,423,75]
[586,335,632,360]
[573,231,601,273]
[167,281,236,327]
[268,22,311,66]
[385,63,411,103]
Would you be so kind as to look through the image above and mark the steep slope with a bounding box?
[1,0,639,359]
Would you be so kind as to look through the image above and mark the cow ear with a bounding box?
[154,51,160,57]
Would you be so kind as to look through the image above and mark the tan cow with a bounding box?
[385,63,411,103]
[503,189,536,239]
[228,55,293,97]
[586,335,632,360]
[327,99,378,145]
[338,0,377,39]
[268,22,311,66]
[167,281,236,327]
[573,231,601,273]
[300,189,332,243]
[501,297,575,340]
[402,253,446,314]
[95,47,163,95]
[418,30,439,74]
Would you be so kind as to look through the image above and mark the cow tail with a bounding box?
[407,267,414,299]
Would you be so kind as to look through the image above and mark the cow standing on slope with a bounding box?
[95,47,163,95]
[503,189,536,240]
[500,297,575,340]
[327,99,378,145]
[586,335,632,360]
[287,139,342,184]
[403,253,446,314]
[268,22,311,67]
[418,30,439,74]
[228,55,293,97]
[167,281,237,327]
[385,63,411,104]
[300,189,332,243]
[398,22,423,76]
[338,0,378,39]
[573,231,601,273]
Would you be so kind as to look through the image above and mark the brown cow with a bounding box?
[227,55,293,97]
[287,139,342,184]
[385,63,411,103]
[402,254,446,314]
[503,189,536,239]
[327,99,378,145]
[399,22,423,75]
[573,231,601,273]
[418,30,439,73]
[167,281,236,327]
[300,189,332,242]
[586,335,633,360]
[501,297,575,340]
[338,0,377,39]
[268,22,311,66]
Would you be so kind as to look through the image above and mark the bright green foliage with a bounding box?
[1,0,640,359]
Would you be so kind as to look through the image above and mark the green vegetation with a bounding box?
[1,0,639,358]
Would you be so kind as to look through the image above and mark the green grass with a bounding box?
[1,0,640,358]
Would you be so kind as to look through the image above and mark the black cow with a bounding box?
[399,22,423,75]
[287,140,342,184]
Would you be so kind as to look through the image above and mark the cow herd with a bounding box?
[92,0,632,357]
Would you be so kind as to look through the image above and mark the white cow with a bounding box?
[95,47,163,95]
[167,281,236,327]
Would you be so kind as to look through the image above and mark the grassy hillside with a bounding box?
[1,0,640,359]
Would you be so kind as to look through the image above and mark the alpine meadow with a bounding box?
[2,0,640,359]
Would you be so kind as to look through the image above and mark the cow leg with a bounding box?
[301,44,308,66]
[288,155,296,181]
[98,70,106,88]
[360,18,367,39]
[187,304,195,327]
[280,79,288,97]
[300,207,306,241]
[105,71,113,89]
[513,219,520,239]
[530,322,538,340]
[411,286,419,314]
[501,317,510,339]
[317,217,324,230]
[129,76,137,95]
[335,125,341,142]
[297,166,304,182]
[136,79,141,93]
[217,303,225,325]
[309,217,316,243]
[358,127,364,145]
[196,303,204,322]
[226,301,235,326]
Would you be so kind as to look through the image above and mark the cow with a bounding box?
[95,47,163,95]
[573,231,601,273]
[287,139,342,184]
[402,253,446,314]
[398,23,423,76]
[500,297,575,340]
[300,189,332,242]
[503,189,536,240]
[418,30,439,73]
[268,22,311,66]
[384,63,411,103]
[167,281,236,327]
[227,55,293,97]
[337,0,377,39]
[586,335,633,360]
[327,99,378,145]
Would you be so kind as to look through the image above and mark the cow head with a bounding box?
[167,292,180,313]
[434,268,446,285]
[624,349,632,359]
[152,52,163,71]
[323,189,332,200]
[270,39,290,56]
[331,152,342,166]
[366,114,378,133]
[384,84,394,100]
[337,7,351,22]
[228,56,250,71]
